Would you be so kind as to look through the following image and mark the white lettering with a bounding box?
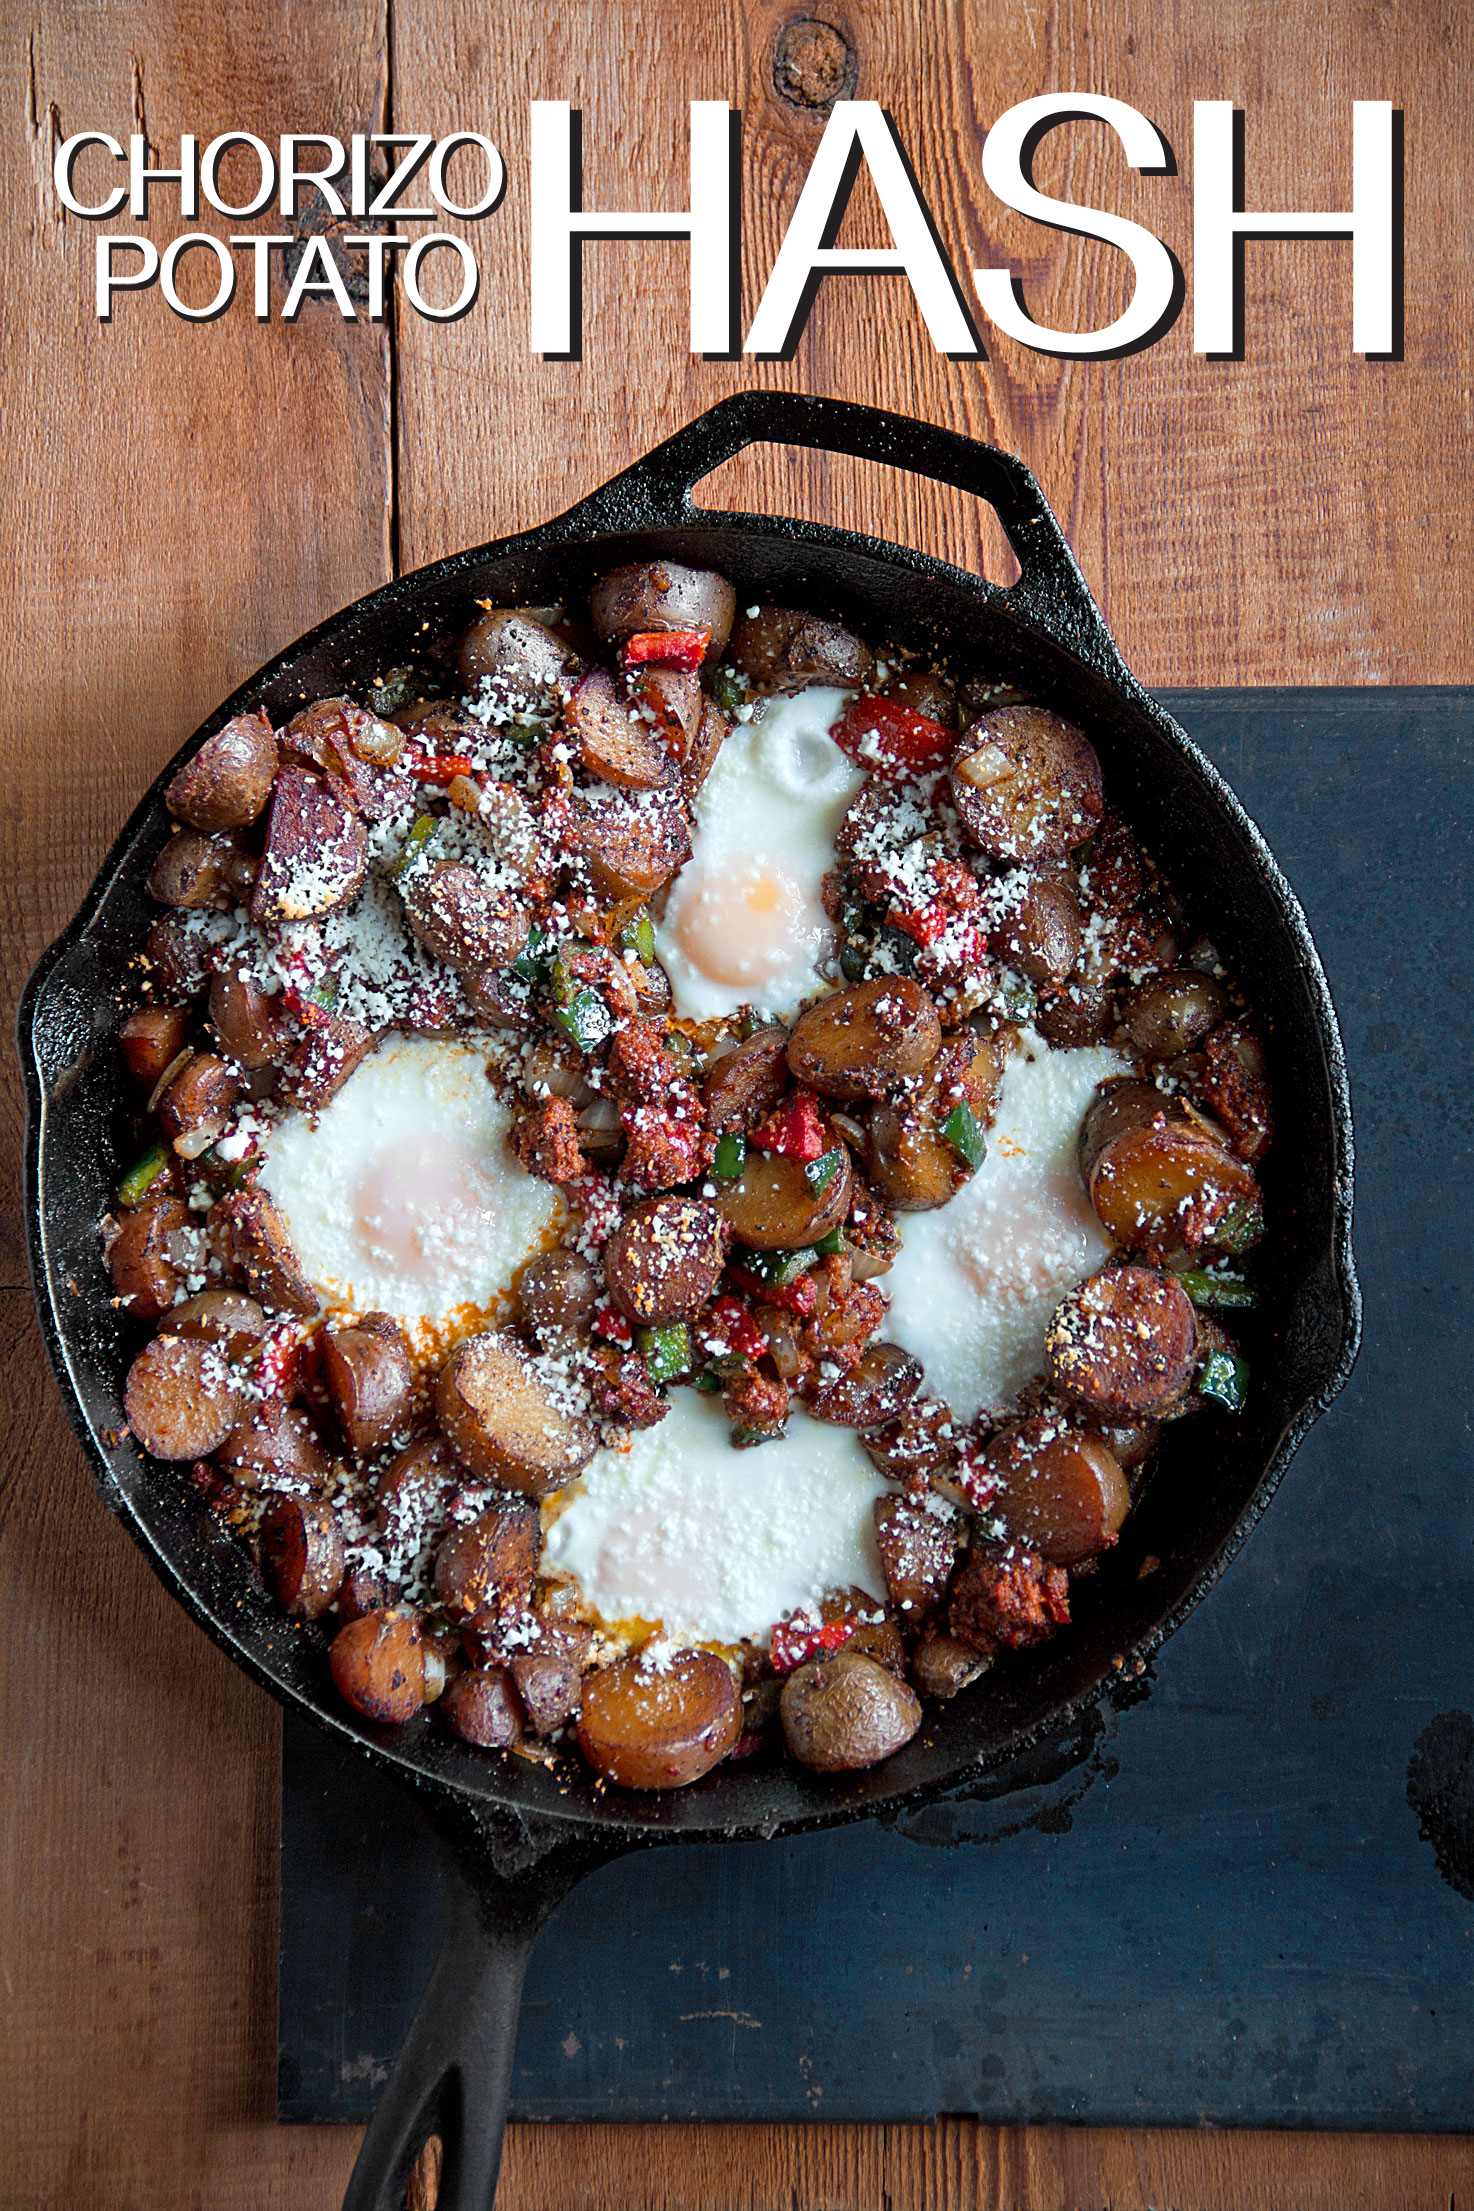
[972,95,1177,356]
[279,134,347,219]
[159,232,235,319]
[55,132,126,218]
[201,133,276,218]
[745,101,981,358]
[95,235,159,318]
[129,132,198,218]
[528,100,736,355]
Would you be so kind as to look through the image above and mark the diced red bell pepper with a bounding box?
[726,1262,819,1318]
[888,900,953,949]
[698,1295,770,1361]
[401,739,478,786]
[751,1088,827,1163]
[619,628,710,672]
[255,1323,313,1400]
[834,695,953,779]
[592,1303,634,1348]
[769,1614,855,1674]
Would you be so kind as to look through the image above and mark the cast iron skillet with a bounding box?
[20,392,1359,2209]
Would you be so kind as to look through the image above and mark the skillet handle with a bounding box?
[558,390,1129,682]
[340,1831,613,2211]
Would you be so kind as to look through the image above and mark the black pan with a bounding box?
[19,392,1360,2210]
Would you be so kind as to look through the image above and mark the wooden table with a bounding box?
[4,3,1471,2204]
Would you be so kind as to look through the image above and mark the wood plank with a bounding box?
[0,0,393,1289]
[0,2,388,2206]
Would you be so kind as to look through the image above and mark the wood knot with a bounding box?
[772,18,857,111]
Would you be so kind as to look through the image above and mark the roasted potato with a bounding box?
[436,1331,597,1496]
[577,1649,741,1790]
[787,978,942,1101]
[780,1649,921,1771]
[165,711,278,832]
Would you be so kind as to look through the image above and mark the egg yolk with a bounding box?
[352,1134,498,1287]
[954,1169,1096,1305]
[664,857,816,990]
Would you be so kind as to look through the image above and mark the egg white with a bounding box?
[881,1031,1129,1420]
[654,686,864,1020]
[542,1387,888,1648]
[258,1033,560,1348]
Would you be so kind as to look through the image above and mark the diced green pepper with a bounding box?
[617,912,657,965]
[941,1101,987,1172]
[553,987,614,1053]
[805,1147,845,1195]
[713,1131,747,1181]
[1213,1200,1265,1256]
[839,940,870,982]
[393,812,437,878]
[1178,1269,1258,1311]
[994,970,1038,1023]
[739,1245,817,1291]
[367,668,418,717]
[693,1368,723,1393]
[118,1141,170,1209]
[731,1423,781,1448]
[636,1322,692,1386]
[813,1226,847,1257]
[709,665,748,716]
[511,923,550,984]
[1198,1348,1250,1413]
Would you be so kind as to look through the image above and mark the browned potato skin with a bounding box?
[210,1187,317,1317]
[984,1418,1130,1566]
[780,1649,921,1772]
[260,1495,345,1620]
[165,711,278,831]
[910,1628,991,1699]
[951,705,1104,865]
[436,1331,597,1497]
[718,1146,851,1252]
[819,1588,907,1676]
[337,1566,392,1623]
[863,1396,960,1485]
[510,1652,582,1734]
[120,1004,192,1091]
[788,979,942,1102]
[563,668,676,791]
[883,668,958,726]
[1123,969,1231,1062]
[217,1400,331,1488]
[147,827,253,909]
[458,609,581,698]
[434,1499,541,1624]
[1078,1077,1172,1180]
[727,606,874,694]
[519,1250,597,1335]
[589,561,736,662]
[874,1493,959,1617]
[403,861,530,972]
[157,1051,241,1145]
[604,1196,729,1324]
[702,1028,791,1133]
[1088,1122,1261,1262]
[577,1649,741,1790]
[108,1194,196,1320]
[807,1341,923,1430]
[1035,976,1114,1050]
[1091,1417,1161,1473]
[682,696,729,796]
[330,1606,430,1725]
[1046,1266,1199,1420]
[144,912,213,999]
[995,871,1082,984]
[125,1334,242,1459]
[441,1665,524,1748]
[575,788,692,901]
[375,1435,460,1547]
[166,1290,267,1360]
[322,1325,413,1455]
[208,972,285,1069]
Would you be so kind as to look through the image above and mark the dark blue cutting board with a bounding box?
[278,687,1474,2131]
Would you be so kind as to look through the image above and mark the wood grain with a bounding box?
[3,0,1471,2205]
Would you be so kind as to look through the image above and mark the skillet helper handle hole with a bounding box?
[565,391,1123,672]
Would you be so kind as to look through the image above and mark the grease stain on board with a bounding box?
[1407,1709,1474,1901]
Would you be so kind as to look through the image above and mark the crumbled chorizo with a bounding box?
[513,1097,588,1185]
[949,1549,1071,1654]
